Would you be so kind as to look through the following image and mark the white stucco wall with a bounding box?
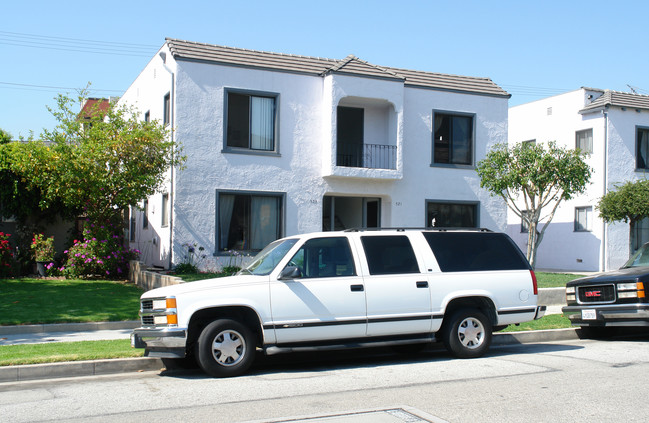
[509,89,649,271]
[120,45,510,271]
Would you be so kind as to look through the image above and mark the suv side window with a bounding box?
[288,237,356,278]
[423,232,529,272]
[361,235,419,275]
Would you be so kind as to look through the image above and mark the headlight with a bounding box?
[566,287,575,294]
[617,282,637,291]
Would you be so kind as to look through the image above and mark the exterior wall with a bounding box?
[508,89,649,271]
[120,47,510,271]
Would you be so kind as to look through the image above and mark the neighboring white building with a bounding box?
[120,38,510,270]
[509,88,649,272]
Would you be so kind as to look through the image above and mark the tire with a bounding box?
[442,308,492,358]
[196,319,255,377]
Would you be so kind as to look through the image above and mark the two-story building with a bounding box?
[120,38,510,270]
[509,87,649,272]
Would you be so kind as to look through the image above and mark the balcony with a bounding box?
[336,143,397,170]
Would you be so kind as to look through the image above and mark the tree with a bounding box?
[598,179,649,254]
[477,142,591,268]
[11,91,184,224]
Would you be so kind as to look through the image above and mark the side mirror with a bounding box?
[278,266,302,280]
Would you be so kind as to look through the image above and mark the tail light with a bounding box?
[530,270,538,295]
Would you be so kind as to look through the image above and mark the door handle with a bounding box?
[416,281,429,288]
[350,284,364,292]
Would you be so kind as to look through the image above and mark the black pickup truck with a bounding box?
[563,243,649,328]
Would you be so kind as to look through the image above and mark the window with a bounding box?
[287,237,356,278]
[426,201,478,228]
[433,112,474,165]
[423,232,529,272]
[226,90,277,152]
[161,193,169,227]
[142,200,149,229]
[632,217,649,252]
[636,127,649,170]
[163,93,170,126]
[361,236,419,275]
[574,206,592,232]
[129,207,136,242]
[521,139,536,149]
[218,191,283,251]
[576,129,593,154]
[144,111,150,123]
[336,106,364,167]
[521,210,532,233]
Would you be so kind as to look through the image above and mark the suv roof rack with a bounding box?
[343,227,493,233]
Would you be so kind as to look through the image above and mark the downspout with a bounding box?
[159,51,175,270]
[601,108,608,271]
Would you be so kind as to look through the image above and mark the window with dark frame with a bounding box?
[163,93,170,126]
[218,192,283,251]
[574,206,592,232]
[426,201,478,228]
[637,127,649,170]
[433,112,474,165]
[142,200,149,229]
[144,110,150,123]
[129,207,136,242]
[521,210,532,233]
[576,129,593,154]
[226,91,276,152]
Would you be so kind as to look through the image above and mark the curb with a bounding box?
[0,328,580,383]
[0,321,140,336]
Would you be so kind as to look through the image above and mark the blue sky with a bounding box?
[2,0,648,138]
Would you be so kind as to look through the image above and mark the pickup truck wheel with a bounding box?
[442,309,492,359]
[196,319,255,377]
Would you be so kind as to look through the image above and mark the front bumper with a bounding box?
[562,304,649,327]
[131,327,187,358]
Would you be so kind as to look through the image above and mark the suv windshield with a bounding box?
[622,243,649,268]
[239,238,298,276]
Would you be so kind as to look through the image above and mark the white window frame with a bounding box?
[574,206,592,232]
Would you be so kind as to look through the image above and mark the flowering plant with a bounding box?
[0,232,13,276]
[222,249,244,275]
[174,243,206,274]
[63,221,139,279]
[31,233,55,262]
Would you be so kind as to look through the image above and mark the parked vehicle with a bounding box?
[132,228,545,377]
[563,243,649,330]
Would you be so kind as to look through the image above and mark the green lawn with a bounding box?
[0,278,142,325]
[536,272,581,288]
[0,339,143,366]
[501,314,571,332]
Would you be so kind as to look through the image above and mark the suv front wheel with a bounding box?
[442,308,492,358]
[196,319,255,377]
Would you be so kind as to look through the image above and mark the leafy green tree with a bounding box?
[598,179,649,254]
[12,91,184,224]
[0,128,11,144]
[477,142,591,268]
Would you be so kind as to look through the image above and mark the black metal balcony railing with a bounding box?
[336,143,396,170]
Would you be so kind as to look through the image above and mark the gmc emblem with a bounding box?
[585,290,601,297]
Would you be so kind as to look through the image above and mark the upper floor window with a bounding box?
[636,127,649,170]
[161,193,169,227]
[576,129,593,154]
[225,90,277,153]
[287,237,356,278]
[217,191,283,252]
[144,110,150,123]
[163,93,170,126]
[433,112,474,166]
[574,206,592,232]
[521,210,532,233]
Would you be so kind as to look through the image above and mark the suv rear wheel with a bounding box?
[196,319,255,377]
[442,308,492,358]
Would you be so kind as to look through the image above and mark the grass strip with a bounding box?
[536,272,581,288]
[0,278,142,325]
[0,339,143,366]
[501,314,571,332]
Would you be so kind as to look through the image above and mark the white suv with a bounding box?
[132,229,545,377]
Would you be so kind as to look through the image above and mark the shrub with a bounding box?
[174,243,206,274]
[63,221,139,279]
[0,232,14,277]
[31,233,55,262]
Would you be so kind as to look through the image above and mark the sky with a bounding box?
[2,0,648,139]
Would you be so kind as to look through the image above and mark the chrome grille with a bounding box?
[142,315,155,325]
[141,299,153,310]
[578,284,615,303]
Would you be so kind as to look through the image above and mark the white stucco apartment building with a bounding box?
[120,38,511,270]
[509,88,649,272]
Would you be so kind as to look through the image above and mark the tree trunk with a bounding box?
[527,220,538,269]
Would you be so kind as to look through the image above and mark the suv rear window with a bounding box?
[423,232,530,272]
[361,235,419,275]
